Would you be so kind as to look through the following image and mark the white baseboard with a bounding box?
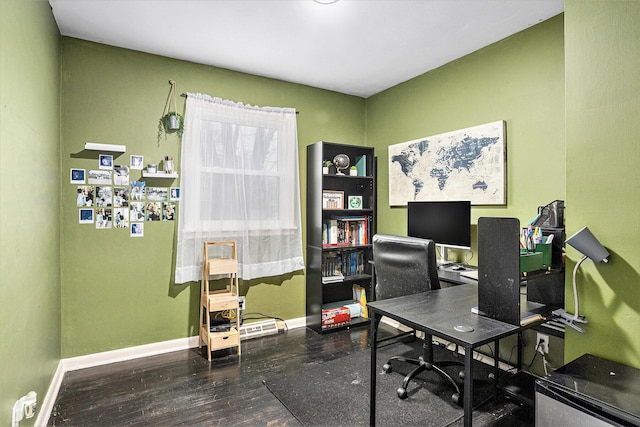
[282,316,306,330]
[35,362,65,427]
[37,317,307,426]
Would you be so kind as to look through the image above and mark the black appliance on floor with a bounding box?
[535,353,640,426]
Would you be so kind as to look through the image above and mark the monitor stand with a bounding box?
[437,244,454,267]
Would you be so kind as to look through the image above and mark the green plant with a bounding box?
[323,160,333,167]
[161,111,184,137]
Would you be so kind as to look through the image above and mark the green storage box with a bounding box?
[520,251,544,274]
[535,242,552,267]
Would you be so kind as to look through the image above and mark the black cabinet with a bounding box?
[306,141,376,334]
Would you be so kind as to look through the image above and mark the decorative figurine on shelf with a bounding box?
[164,156,174,174]
[333,154,350,175]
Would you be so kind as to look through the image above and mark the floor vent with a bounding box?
[240,319,279,340]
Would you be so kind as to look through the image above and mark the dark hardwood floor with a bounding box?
[48,324,534,426]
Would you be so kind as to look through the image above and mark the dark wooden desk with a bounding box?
[368,283,532,427]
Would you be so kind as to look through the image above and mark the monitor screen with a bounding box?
[407,201,471,250]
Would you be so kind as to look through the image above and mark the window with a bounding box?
[175,94,304,283]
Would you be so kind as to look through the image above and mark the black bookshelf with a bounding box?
[306,141,376,334]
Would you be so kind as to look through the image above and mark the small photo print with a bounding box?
[170,187,180,201]
[95,186,113,207]
[130,155,144,170]
[99,154,113,170]
[113,187,129,207]
[130,180,145,201]
[146,202,162,221]
[129,201,145,221]
[79,208,93,224]
[146,187,168,201]
[114,207,129,228]
[113,165,130,185]
[163,202,176,221]
[131,222,144,237]
[76,185,95,207]
[95,208,112,229]
[88,169,112,185]
[147,202,162,221]
[71,168,86,184]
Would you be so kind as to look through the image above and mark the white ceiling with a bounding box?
[49,0,564,98]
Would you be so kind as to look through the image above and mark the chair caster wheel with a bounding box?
[397,387,408,399]
[451,392,462,405]
[383,363,392,373]
[458,370,465,380]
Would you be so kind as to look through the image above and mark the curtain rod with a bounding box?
[180,93,299,114]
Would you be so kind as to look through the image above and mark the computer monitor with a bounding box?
[407,201,471,265]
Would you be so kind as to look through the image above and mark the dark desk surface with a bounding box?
[368,283,520,348]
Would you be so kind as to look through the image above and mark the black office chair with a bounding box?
[372,234,464,403]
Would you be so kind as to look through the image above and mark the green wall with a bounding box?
[564,0,640,366]
[0,0,61,424]
[60,38,366,357]
[367,15,566,260]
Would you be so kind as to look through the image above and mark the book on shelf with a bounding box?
[352,284,368,318]
[322,215,370,246]
[321,250,366,281]
[354,155,367,176]
[322,306,351,329]
[322,275,344,284]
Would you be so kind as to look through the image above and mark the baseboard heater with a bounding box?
[240,319,279,340]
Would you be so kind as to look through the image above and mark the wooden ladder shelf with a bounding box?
[199,241,241,361]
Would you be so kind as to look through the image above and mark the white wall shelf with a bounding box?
[84,142,126,152]
[142,171,178,178]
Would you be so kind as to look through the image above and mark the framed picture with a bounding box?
[70,168,85,184]
[322,190,344,210]
[388,120,506,206]
[348,195,363,210]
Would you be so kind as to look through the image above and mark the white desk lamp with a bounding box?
[553,226,609,333]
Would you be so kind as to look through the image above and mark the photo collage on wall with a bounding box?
[71,153,179,238]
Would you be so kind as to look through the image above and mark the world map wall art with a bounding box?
[387,120,506,206]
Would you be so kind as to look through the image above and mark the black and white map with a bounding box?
[388,120,506,206]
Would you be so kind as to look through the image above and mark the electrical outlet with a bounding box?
[238,296,246,311]
[537,332,549,354]
[12,391,37,426]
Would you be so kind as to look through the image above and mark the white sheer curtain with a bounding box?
[174,93,304,283]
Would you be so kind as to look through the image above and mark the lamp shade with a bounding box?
[565,226,609,263]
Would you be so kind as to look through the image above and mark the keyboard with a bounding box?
[459,270,478,280]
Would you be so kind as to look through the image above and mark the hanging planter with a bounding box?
[159,80,184,140]
[162,111,183,133]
